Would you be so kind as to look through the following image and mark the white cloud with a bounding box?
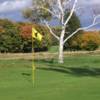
[0,0,32,13]
[78,0,100,6]
[77,0,100,15]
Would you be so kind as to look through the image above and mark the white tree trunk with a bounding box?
[58,38,64,63]
[58,27,65,63]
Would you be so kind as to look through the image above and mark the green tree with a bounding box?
[0,19,22,53]
[64,12,82,50]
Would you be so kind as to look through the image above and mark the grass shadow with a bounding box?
[36,59,100,77]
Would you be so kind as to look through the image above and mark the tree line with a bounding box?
[0,19,100,53]
[0,19,51,53]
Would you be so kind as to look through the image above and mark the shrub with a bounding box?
[68,31,100,51]
[0,20,22,53]
[33,24,52,52]
[20,23,52,52]
[0,19,52,53]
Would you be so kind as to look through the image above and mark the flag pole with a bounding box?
[32,27,35,87]
[31,27,43,86]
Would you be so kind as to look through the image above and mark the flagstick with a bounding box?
[32,32,35,87]
[31,27,43,87]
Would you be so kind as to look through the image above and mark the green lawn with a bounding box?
[0,54,100,100]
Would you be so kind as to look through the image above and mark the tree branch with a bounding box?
[31,6,60,20]
[75,6,85,12]
[57,0,64,15]
[66,0,72,5]
[44,21,60,40]
[64,0,78,26]
[64,22,100,43]
[93,14,100,24]
[64,13,100,43]
[40,7,58,17]
[57,0,65,24]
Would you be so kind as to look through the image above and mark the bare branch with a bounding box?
[40,7,58,18]
[75,6,85,12]
[64,21,100,43]
[57,0,64,15]
[64,0,78,26]
[93,14,100,24]
[31,6,60,20]
[66,0,71,5]
[44,21,60,40]
[91,8,96,19]
[57,0,65,24]
[64,13,100,43]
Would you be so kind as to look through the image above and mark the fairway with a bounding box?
[0,54,100,100]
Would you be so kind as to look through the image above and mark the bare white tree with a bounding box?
[31,0,100,63]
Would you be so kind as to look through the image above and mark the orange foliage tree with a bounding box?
[68,31,100,51]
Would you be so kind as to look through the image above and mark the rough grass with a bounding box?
[0,54,100,100]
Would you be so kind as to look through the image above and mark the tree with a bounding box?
[20,23,52,52]
[67,31,100,51]
[64,12,82,49]
[25,0,100,63]
[0,19,22,53]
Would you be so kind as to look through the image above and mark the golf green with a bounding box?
[0,54,100,100]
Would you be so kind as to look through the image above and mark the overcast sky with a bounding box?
[0,0,100,30]
[0,0,32,21]
[0,0,32,13]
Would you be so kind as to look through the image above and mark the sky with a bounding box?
[0,0,100,30]
[0,0,32,21]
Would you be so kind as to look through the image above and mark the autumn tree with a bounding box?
[0,19,22,53]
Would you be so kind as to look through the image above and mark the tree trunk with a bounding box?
[58,26,66,63]
[58,37,64,63]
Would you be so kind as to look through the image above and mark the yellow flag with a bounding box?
[32,27,43,86]
[32,27,43,41]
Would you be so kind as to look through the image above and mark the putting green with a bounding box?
[0,54,100,100]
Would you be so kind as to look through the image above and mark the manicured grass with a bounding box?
[49,46,59,53]
[0,54,100,100]
[0,60,34,100]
